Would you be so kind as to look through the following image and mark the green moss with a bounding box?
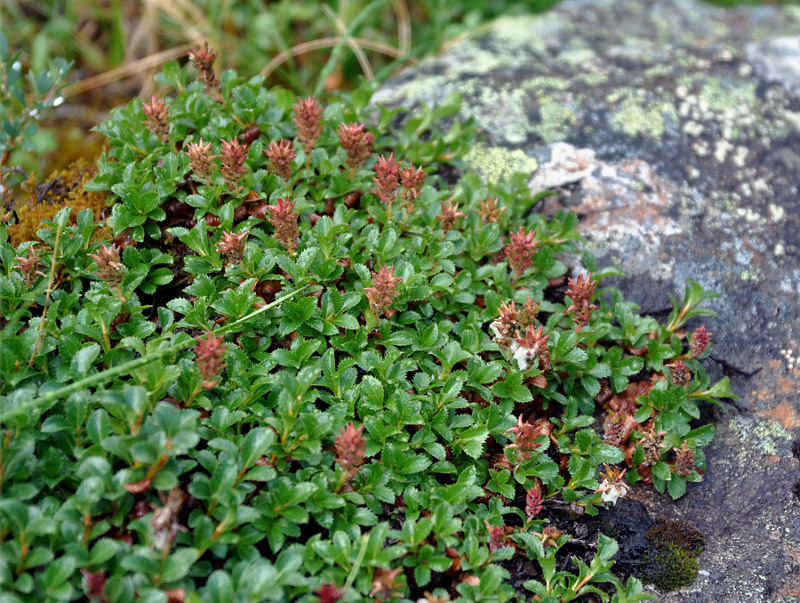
[640,518,704,591]
[643,544,700,591]
[646,518,704,555]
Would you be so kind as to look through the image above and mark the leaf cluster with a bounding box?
[0,53,733,601]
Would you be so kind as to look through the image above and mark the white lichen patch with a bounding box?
[714,139,734,163]
[735,207,761,222]
[775,242,786,256]
[464,142,538,186]
[683,120,704,136]
[779,347,797,370]
[732,146,749,168]
[768,204,785,222]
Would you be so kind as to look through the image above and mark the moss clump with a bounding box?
[642,544,700,590]
[640,518,704,591]
[8,159,110,245]
[646,517,704,555]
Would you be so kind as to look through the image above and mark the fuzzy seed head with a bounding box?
[674,442,696,476]
[365,265,402,318]
[372,153,401,204]
[596,464,629,505]
[143,97,170,143]
[565,273,599,326]
[264,139,296,184]
[504,226,538,275]
[399,163,426,213]
[436,200,466,232]
[189,41,219,88]
[476,197,505,224]
[194,331,227,389]
[526,481,543,520]
[337,122,374,171]
[515,324,552,371]
[690,326,712,358]
[186,138,216,181]
[88,244,126,288]
[293,97,324,155]
[150,487,188,552]
[266,196,300,252]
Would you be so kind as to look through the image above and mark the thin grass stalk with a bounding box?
[312,0,388,97]
[1,284,310,423]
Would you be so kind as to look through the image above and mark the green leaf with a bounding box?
[161,548,198,583]
[651,462,671,482]
[71,343,101,377]
[492,371,532,403]
[89,538,120,566]
[703,376,737,401]
[667,476,687,499]
[43,555,75,589]
[241,428,275,469]
[457,425,489,459]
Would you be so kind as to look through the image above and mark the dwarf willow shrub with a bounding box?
[0,46,733,602]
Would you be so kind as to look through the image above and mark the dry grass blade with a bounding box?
[63,43,199,97]
[259,37,404,80]
[147,0,212,43]
[321,4,374,81]
[28,219,63,367]
[390,0,411,57]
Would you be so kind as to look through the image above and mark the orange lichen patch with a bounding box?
[8,159,110,246]
[765,455,782,463]
[757,401,800,431]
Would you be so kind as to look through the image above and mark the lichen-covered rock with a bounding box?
[376,1,800,600]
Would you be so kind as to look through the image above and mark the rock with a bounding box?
[375,1,800,600]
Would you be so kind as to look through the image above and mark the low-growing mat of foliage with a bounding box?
[0,42,735,602]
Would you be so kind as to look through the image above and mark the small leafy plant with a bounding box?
[0,44,733,601]
[1,31,72,220]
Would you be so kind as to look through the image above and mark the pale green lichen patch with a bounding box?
[698,79,756,114]
[580,73,610,86]
[461,86,532,144]
[519,76,573,92]
[491,14,553,54]
[557,47,597,66]
[531,92,578,143]
[464,142,538,185]
[611,93,677,139]
[730,415,794,458]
